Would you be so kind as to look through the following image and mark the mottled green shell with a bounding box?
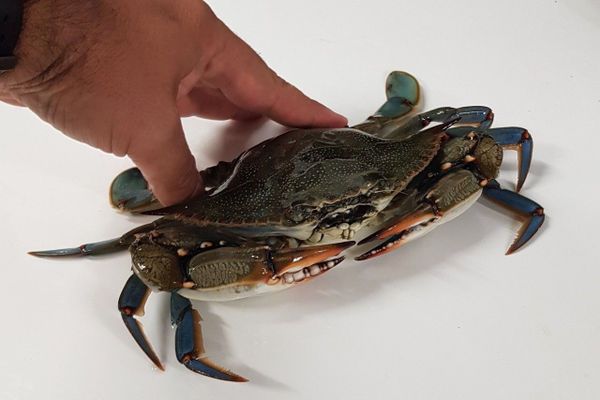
[167,128,445,236]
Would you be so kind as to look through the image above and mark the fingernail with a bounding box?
[327,111,348,127]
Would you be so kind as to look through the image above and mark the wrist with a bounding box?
[1,0,102,94]
[0,0,23,71]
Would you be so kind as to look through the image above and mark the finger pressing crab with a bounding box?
[31,71,545,382]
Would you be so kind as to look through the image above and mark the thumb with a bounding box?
[126,106,202,207]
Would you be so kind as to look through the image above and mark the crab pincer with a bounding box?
[118,240,353,381]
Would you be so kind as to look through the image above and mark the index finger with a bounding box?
[202,24,347,128]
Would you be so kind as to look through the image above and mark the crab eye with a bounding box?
[131,244,183,291]
[285,206,305,223]
[285,202,315,224]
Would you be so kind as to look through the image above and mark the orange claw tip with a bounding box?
[335,240,357,251]
[504,209,545,256]
[201,358,248,383]
[208,365,248,383]
[205,364,248,382]
[357,210,434,245]
[228,374,249,383]
[184,357,248,382]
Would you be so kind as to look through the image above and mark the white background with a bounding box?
[1,1,599,399]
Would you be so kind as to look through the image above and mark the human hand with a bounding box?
[0,0,347,205]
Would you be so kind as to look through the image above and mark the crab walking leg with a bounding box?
[110,167,158,213]
[376,71,421,118]
[170,293,247,382]
[29,237,126,257]
[482,180,545,254]
[486,127,533,192]
[179,242,354,302]
[360,106,494,141]
[447,106,494,128]
[118,274,164,370]
[28,220,178,258]
[109,159,241,214]
[352,71,421,135]
[356,170,483,261]
[415,106,494,138]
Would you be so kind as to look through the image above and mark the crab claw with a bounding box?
[167,241,353,382]
[355,206,438,261]
[110,167,164,213]
[358,208,435,246]
[182,242,354,301]
[269,241,354,285]
[356,170,483,261]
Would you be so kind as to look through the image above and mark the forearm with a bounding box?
[0,0,346,206]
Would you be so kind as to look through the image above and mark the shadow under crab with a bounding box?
[31,71,545,382]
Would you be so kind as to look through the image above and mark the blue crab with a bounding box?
[31,71,545,382]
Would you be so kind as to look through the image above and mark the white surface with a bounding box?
[1,1,599,399]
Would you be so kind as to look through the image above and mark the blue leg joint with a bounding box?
[483,180,545,254]
[170,292,247,382]
[118,274,163,370]
[487,127,533,192]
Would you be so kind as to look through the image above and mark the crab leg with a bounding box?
[110,158,242,214]
[486,127,533,192]
[170,293,247,382]
[363,106,494,141]
[29,237,125,257]
[118,274,163,370]
[482,180,545,254]
[110,167,160,213]
[376,71,421,118]
[449,106,494,129]
[352,71,421,135]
